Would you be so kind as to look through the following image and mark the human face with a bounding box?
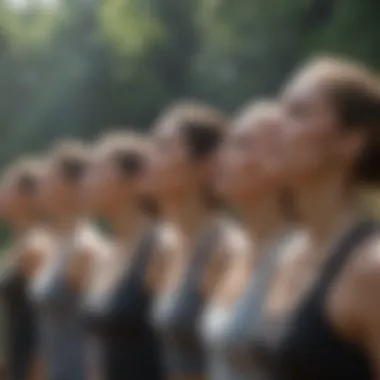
[82,147,144,216]
[1,176,39,225]
[216,105,286,203]
[144,117,199,201]
[281,69,358,184]
[38,160,79,218]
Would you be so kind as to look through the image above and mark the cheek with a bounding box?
[5,195,33,219]
[301,118,335,162]
[39,178,65,209]
[87,172,121,206]
[87,172,111,197]
[283,115,337,176]
[150,152,190,189]
[218,151,259,194]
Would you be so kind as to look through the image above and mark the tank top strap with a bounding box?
[128,225,158,279]
[316,219,378,293]
[188,221,222,285]
[253,232,292,321]
[225,231,291,345]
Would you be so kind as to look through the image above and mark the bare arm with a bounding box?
[348,238,380,379]
[146,226,179,294]
[201,223,250,300]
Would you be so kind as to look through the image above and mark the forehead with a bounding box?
[283,69,330,106]
[154,112,183,137]
[232,107,283,137]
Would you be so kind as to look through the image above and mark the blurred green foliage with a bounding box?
[0,0,379,159]
[0,0,379,244]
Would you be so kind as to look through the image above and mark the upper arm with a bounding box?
[201,224,250,299]
[68,241,98,290]
[351,238,380,377]
[146,246,167,294]
[146,226,178,293]
[19,231,52,278]
[70,226,109,290]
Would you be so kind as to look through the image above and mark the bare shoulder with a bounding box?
[216,218,251,261]
[334,230,380,341]
[348,232,380,294]
[74,224,111,268]
[154,222,181,260]
[23,227,55,258]
[276,228,310,270]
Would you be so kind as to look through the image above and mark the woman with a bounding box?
[147,101,239,380]
[82,131,164,380]
[30,140,100,380]
[252,57,380,380]
[0,158,52,380]
[200,101,295,380]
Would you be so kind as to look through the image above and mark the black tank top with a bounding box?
[0,263,36,380]
[82,227,164,380]
[272,220,377,380]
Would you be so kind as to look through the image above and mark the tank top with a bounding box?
[0,263,37,380]
[151,222,221,375]
[271,220,377,380]
[82,226,164,380]
[223,220,376,380]
[30,235,87,380]
[201,231,290,380]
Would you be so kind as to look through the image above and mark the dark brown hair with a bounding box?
[2,157,44,195]
[96,131,159,217]
[156,101,228,160]
[50,140,89,182]
[155,101,229,208]
[96,131,149,178]
[292,57,380,184]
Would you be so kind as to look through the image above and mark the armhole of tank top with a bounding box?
[315,221,378,298]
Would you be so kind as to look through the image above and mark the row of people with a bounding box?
[1,55,380,380]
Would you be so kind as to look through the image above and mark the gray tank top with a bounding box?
[151,222,221,375]
[30,235,87,380]
[201,232,291,380]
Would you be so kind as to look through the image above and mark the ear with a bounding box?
[197,150,218,178]
[339,129,367,163]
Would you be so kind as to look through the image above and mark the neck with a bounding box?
[107,203,149,244]
[50,214,80,237]
[161,188,216,240]
[296,170,361,249]
[240,191,287,257]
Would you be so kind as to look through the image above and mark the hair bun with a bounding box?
[115,152,144,177]
[62,159,87,182]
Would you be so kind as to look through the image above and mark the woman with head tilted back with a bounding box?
[147,101,238,380]
[0,158,52,380]
[30,140,101,380]
[242,57,380,380]
[82,131,164,380]
[200,101,296,380]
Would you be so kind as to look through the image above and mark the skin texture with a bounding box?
[36,144,98,291]
[208,102,289,311]
[144,103,230,380]
[263,58,380,377]
[33,143,104,380]
[145,103,229,300]
[83,133,154,380]
[83,133,151,297]
[0,160,54,380]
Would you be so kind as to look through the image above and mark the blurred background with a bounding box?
[0,0,380,232]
